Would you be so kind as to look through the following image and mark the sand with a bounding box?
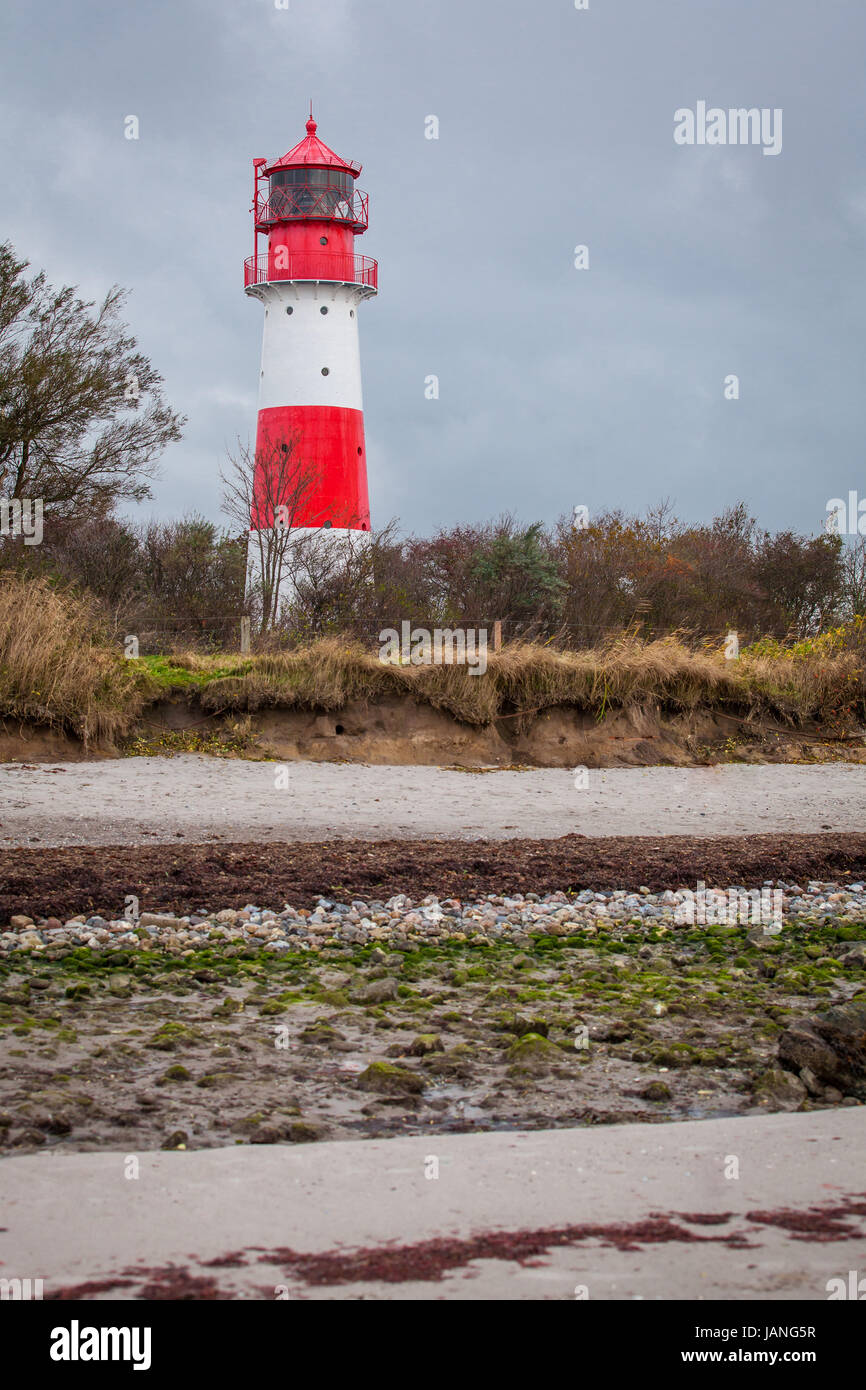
[1,757,864,847]
[2,1109,864,1300]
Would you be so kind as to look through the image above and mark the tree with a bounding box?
[468,518,565,626]
[753,530,844,636]
[220,436,321,632]
[0,242,184,516]
[839,536,866,621]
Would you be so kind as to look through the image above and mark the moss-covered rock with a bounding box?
[406,1033,444,1056]
[356,1061,424,1095]
[157,1064,191,1084]
[505,1032,561,1074]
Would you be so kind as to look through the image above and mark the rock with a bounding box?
[9,915,34,929]
[595,1021,631,1043]
[640,1081,672,1101]
[139,913,179,929]
[161,1130,189,1150]
[406,1034,444,1056]
[287,1121,325,1143]
[356,1062,424,1095]
[505,1033,561,1074]
[798,1067,824,1098]
[211,997,244,1017]
[746,927,782,950]
[778,995,866,1099]
[355,977,400,1004]
[300,1021,346,1046]
[753,1067,808,1110]
[10,1128,46,1147]
[157,1065,191,1085]
[195,1072,237,1089]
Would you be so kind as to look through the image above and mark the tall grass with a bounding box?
[0,575,156,743]
[187,633,865,731]
[1,574,863,740]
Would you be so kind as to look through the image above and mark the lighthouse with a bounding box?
[243,112,377,611]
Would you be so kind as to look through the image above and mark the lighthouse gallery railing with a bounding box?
[244,252,378,291]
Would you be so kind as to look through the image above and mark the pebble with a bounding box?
[1,879,865,955]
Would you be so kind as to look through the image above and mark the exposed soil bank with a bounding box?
[3,694,866,767]
[2,833,866,925]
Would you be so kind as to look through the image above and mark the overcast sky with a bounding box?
[1,0,864,539]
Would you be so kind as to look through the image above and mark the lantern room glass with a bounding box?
[268,167,354,219]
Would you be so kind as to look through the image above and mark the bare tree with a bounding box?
[840,535,866,620]
[0,242,184,516]
[220,434,321,631]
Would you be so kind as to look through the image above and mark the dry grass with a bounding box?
[1,577,862,742]
[188,634,865,731]
[0,575,156,743]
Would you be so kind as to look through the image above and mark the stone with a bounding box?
[753,1067,808,1109]
[640,1080,672,1101]
[138,913,179,929]
[505,1033,561,1073]
[778,996,866,1099]
[9,916,34,929]
[356,1062,424,1095]
[161,1130,189,1150]
[406,1033,444,1056]
[355,977,400,1004]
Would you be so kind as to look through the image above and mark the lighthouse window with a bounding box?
[321,368,330,375]
[350,310,355,318]
[323,520,333,529]
[286,306,293,315]
[320,237,328,246]
[268,168,353,220]
[357,446,362,455]
[320,306,329,314]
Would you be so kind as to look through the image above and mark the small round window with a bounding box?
[320,306,328,315]
[321,367,330,376]
[320,236,328,246]
[286,306,293,315]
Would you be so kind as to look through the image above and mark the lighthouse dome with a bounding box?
[265,116,362,178]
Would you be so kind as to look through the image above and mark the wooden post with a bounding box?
[240,616,251,654]
[493,620,502,654]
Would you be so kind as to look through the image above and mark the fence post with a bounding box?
[240,616,251,654]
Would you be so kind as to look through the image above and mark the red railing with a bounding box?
[244,252,378,291]
[254,186,369,231]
